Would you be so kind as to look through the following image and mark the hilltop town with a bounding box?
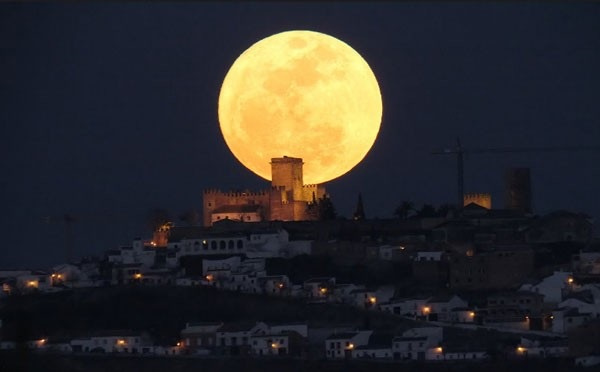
[2,158,600,370]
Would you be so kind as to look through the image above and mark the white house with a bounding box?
[392,335,430,360]
[520,271,573,304]
[352,345,393,359]
[180,322,223,352]
[552,307,593,334]
[415,251,443,262]
[379,296,431,318]
[249,333,291,356]
[325,331,372,359]
[215,322,268,350]
[16,273,50,292]
[349,289,378,309]
[70,331,147,353]
[257,275,290,295]
[304,277,336,300]
[425,346,488,361]
[246,229,290,258]
[393,327,443,361]
[425,295,468,322]
[516,337,568,358]
[202,256,241,276]
[267,323,308,338]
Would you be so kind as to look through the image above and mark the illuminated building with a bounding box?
[203,156,327,226]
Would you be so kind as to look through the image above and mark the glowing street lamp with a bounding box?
[206,274,214,282]
[368,297,377,305]
[348,343,355,350]
[133,273,142,280]
[117,339,126,346]
[319,287,328,295]
[271,342,278,349]
[423,306,431,315]
[567,277,574,284]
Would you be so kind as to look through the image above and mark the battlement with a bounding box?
[463,192,492,209]
[271,156,303,164]
[203,188,268,197]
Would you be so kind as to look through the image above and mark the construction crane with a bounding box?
[432,138,600,209]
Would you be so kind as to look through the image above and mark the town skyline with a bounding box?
[2,3,600,267]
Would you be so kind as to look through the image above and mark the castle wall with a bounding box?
[203,157,325,226]
[202,189,270,226]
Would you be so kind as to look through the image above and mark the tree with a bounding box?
[415,204,437,218]
[308,194,337,221]
[436,203,456,218]
[394,201,414,220]
[318,195,337,221]
[179,209,200,226]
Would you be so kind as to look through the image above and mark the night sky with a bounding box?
[2,3,599,268]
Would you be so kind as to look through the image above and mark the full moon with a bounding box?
[218,30,382,185]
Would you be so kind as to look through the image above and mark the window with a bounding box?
[237,240,243,249]
[220,241,226,250]
[211,241,217,250]
[228,240,234,250]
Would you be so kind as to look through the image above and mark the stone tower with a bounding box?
[271,156,304,201]
[505,168,532,213]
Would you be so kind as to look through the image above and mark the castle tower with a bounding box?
[505,168,532,213]
[271,156,304,201]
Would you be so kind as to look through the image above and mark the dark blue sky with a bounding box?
[2,3,599,268]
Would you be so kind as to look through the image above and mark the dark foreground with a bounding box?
[0,352,587,372]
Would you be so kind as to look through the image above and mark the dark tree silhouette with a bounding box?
[178,209,200,226]
[415,204,437,218]
[436,203,456,218]
[394,201,414,220]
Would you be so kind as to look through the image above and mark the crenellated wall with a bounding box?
[202,157,326,226]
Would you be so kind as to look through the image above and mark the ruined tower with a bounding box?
[505,168,532,213]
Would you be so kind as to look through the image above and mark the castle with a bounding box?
[202,156,327,226]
